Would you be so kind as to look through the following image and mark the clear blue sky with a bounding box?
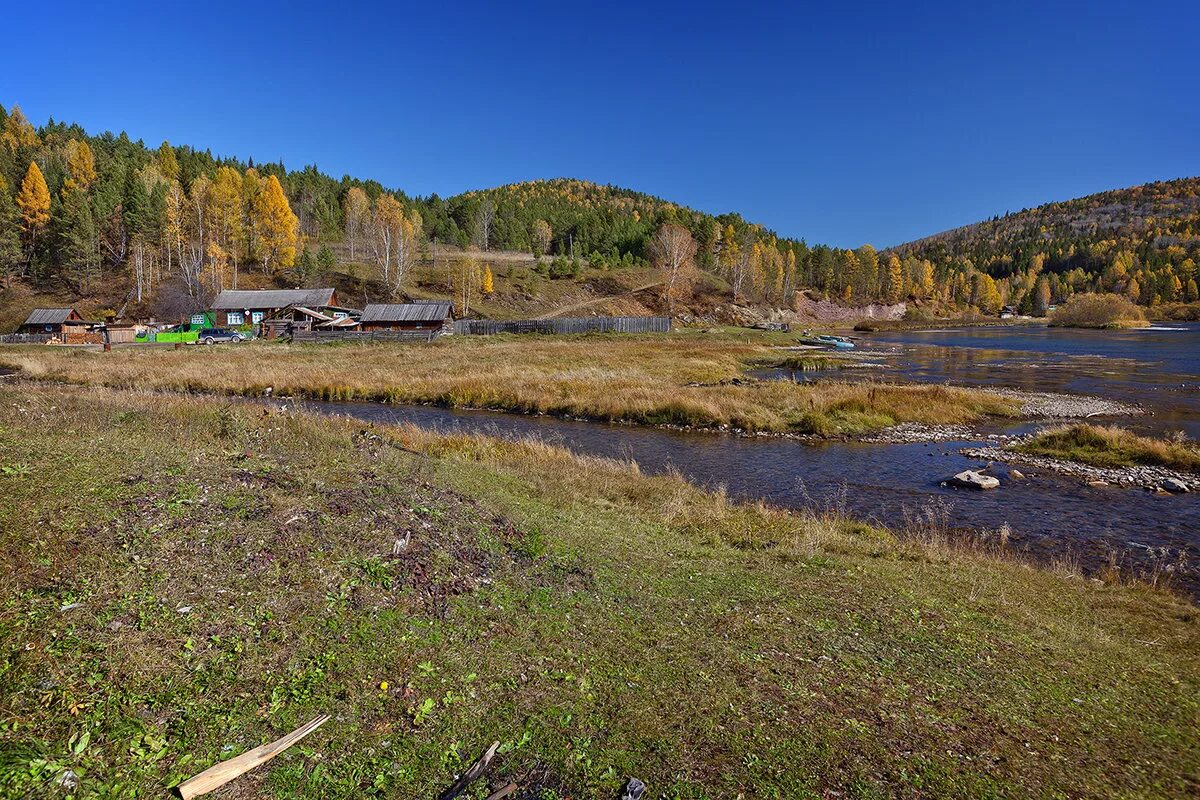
[2,0,1197,248]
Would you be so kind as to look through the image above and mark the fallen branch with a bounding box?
[176,714,330,799]
[438,740,500,800]
[486,783,517,800]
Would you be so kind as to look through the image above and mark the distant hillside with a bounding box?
[2,101,1197,325]
[893,178,1200,310]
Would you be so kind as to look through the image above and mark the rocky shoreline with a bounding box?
[960,442,1195,492]
[981,388,1143,419]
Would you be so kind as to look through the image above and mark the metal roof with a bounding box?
[360,302,453,323]
[22,308,78,326]
[211,288,335,310]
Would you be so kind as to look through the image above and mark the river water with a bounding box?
[289,323,1200,593]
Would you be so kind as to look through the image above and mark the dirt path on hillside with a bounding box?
[533,282,663,319]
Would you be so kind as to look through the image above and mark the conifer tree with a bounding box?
[253,174,299,273]
[0,176,22,282]
[62,139,97,195]
[16,161,50,268]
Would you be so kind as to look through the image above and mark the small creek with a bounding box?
[293,392,1200,594]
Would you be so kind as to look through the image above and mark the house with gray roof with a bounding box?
[360,301,453,332]
[18,307,84,334]
[209,288,339,328]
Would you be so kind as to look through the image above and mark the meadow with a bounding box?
[0,384,1196,797]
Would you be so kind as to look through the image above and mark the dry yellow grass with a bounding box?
[0,333,1019,434]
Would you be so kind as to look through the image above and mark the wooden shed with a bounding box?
[18,307,83,334]
[360,301,453,332]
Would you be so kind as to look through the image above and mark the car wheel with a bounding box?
[204,337,215,345]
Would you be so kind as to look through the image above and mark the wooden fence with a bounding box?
[453,316,671,336]
[0,333,55,345]
[291,329,438,344]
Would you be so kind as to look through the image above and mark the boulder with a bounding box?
[1161,477,1190,494]
[1009,469,1025,480]
[948,470,1000,490]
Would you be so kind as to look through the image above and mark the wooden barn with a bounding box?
[18,307,84,334]
[360,302,453,332]
[209,288,340,328]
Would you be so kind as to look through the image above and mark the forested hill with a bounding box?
[892,178,1200,310]
[2,101,1198,321]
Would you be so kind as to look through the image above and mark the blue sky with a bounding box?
[2,0,1197,248]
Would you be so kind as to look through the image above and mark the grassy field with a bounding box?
[0,332,1019,436]
[1017,423,1200,472]
[0,385,1197,798]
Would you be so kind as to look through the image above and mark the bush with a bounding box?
[1049,293,1147,329]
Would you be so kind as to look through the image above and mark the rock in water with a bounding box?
[1161,478,1190,493]
[948,470,1001,490]
[1009,469,1025,480]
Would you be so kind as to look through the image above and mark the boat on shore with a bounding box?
[799,332,856,349]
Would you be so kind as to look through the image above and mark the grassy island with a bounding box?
[0,332,1018,436]
[1017,423,1200,472]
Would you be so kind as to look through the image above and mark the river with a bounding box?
[289,323,1200,594]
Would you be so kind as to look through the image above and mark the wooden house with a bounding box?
[18,307,84,334]
[261,304,362,339]
[359,301,453,332]
[209,288,339,328]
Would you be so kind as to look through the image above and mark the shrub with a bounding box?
[1050,293,1147,329]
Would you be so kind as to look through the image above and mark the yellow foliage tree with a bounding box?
[253,175,299,274]
[481,264,494,295]
[342,187,370,262]
[62,139,97,195]
[531,219,552,257]
[207,166,245,286]
[16,162,50,251]
[885,254,904,302]
[1,106,39,154]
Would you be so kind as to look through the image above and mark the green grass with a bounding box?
[0,386,1197,798]
[1016,423,1200,472]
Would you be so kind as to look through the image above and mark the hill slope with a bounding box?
[892,178,1200,311]
[2,101,1198,323]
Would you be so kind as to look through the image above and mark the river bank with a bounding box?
[0,334,1023,436]
[1,383,1196,798]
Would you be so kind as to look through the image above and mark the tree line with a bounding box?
[4,103,1196,317]
[894,178,1200,312]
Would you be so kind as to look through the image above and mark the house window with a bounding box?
[333,311,348,319]
[190,314,206,326]
[227,311,245,326]
[251,311,265,324]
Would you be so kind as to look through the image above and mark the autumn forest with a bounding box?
[2,102,1198,319]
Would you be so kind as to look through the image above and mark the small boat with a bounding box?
[799,332,855,349]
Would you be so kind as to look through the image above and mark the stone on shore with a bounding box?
[1161,477,1191,494]
[947,470,1001,490]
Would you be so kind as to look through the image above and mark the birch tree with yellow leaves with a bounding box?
[371,194,419,297]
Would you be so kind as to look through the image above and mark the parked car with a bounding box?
[197,328,246,345]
